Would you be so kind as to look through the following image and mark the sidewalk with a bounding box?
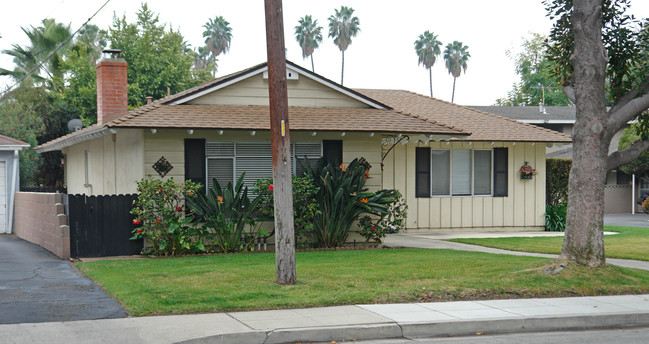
[2,294,649,344]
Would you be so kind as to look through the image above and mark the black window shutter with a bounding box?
[323,140,343,165]
[184,139,206,188]
[415,147,431,198]
[493,147,508,197]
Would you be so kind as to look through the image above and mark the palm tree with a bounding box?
[414,31,442,98]
[328,6,360,85]
[0,19,72,90]
[443,41,470,103]
[202,16,232,74]
[294,15,323,73]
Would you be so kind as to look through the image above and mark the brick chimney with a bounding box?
[96,49,128,125]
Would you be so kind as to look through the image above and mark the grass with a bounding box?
[76,248,649,316]
[449,225,649,261]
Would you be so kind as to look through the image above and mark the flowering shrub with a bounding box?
[131,177,206,256]
[253,176,320,248]
[358,191,408,244]
[305,157,402,248]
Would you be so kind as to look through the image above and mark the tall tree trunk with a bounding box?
[310,54,315,73]
[560,0,608,267]
[264,0,296,284]
[341,50,345,85]
[429,68,433,98]
[451,77,456,103]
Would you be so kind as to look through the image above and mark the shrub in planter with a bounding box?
[545,203,567,232]
[187,173,263,253]
[253,176,320,248]
[305,157,400,248]
[131,177,207,256]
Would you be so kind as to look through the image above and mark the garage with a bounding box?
[0,134,30,234]
[0,161,5,233]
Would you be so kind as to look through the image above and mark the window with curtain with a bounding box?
[205,141,322,191]
[428,149,493,196]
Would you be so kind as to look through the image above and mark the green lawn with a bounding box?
[450,226,649,261]
[77,248,649,316]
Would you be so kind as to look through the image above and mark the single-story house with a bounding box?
[0,134,30,234]
[36,50,571,232]
[469,105,639,214]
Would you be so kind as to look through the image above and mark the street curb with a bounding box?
[265,323,402,344]
[175,331,268,344]
[175,311,649,344]
[401,312,649,338]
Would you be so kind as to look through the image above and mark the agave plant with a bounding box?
[306,158,397,248]
[187,173,262,253]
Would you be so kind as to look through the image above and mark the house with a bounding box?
[36,50,571,232]
[469,105,637,214]
[0,134,29,234]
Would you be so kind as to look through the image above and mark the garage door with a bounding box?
[0,161,6,234]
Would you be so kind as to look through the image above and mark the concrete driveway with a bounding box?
[0,235,126,324]
[604,213,649,227]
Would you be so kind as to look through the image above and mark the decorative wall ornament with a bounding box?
[153,156,173,177]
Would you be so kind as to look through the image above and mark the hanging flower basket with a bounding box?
[519,162,537,180]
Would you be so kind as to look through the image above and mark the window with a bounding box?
[416,148,503,197]
[204,141,323,191]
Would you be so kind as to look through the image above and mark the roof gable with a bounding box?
[164,61,390,109]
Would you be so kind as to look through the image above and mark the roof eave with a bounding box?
[35,126,110,153]
[0,145,30,151]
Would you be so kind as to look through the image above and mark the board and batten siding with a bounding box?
[186,72,370,108]
[63,129,144,195]
[383,141,546,232]
[143,130,383,188]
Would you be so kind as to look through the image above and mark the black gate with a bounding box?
[67,194,143,257]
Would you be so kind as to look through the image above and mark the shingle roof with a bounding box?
[468,106,576,121]
[0,134,29,148]
[356,89,572,143]
[108,104,466,135]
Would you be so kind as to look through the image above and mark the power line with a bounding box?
[0,0,111,100]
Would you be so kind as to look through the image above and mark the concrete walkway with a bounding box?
[382,233,649,271]
[0,235,126,324]
[2,294,649,344]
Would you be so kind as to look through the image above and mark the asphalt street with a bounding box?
[344,326,649,344]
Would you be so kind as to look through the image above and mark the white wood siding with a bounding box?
[63,129,144,195]
[187,73,370,108]
[143,130,383,187]
[384,141,546,232]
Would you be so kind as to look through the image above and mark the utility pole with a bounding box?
[264,0,296,285]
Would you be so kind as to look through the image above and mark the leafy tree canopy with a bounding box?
[497,33,572,106]
[618,123,649,177]
[103,3,212,108]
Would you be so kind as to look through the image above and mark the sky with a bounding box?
[1,0,648,105]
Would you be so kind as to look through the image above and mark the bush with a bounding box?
[357,190,407,244]
[305,158,400,248]
[131,177,206,256]
[253,176,320,248]
[187,173,263,253]
[545,203,567,232]
[546,158,571,206]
